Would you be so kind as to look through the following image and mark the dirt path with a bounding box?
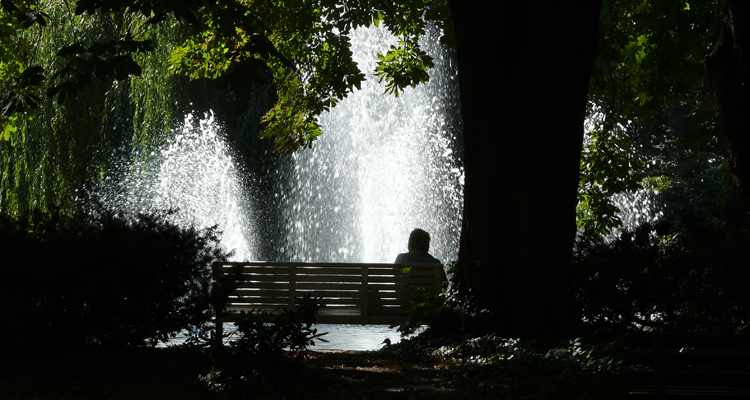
[300,350,468,400]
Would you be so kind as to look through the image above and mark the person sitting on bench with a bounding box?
[394,228,441,264]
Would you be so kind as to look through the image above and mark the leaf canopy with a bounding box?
[1,0,449,153]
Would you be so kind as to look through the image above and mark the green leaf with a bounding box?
[1,118,18,141]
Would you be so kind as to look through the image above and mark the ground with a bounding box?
[1,346,474,400]
[300,349,467,399]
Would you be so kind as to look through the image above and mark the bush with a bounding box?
[443,336,626,400]
[0,207,229,353]
[198,296,328,397]
[230,295,328,359]
[573,218,750,335]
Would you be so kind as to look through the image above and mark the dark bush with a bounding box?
[1,207,229,353]
[229,295,328,359]
[573,218,750,335]
[197,296,327,397]
[438,335,625,400]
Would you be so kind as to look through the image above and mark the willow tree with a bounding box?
[0,1,188,216]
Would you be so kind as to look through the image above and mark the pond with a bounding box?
[165,324,421,352]
[307,324,408,351]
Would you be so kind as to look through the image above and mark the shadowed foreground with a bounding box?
[1,346,471,400]
[300,349,466,399]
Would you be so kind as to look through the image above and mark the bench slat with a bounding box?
[214,261,445,326]
[218,267,441,283]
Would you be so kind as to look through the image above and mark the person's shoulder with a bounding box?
[394,253,408,264]
[395,251,441,264]
[424,253,441,264]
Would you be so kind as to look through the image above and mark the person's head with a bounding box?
[407,228,431,252]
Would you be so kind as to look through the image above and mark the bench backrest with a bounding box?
[213,262,446,325]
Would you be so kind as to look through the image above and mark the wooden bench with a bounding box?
[624,332,750,399]
[212,261,446,332]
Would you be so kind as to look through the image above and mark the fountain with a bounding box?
[98,112,256,261]
[100,22,463,262]
[613,190,664,233]
[100,24,462,350]
[274,24,464,264]
[100,24,462,267]
[582,110,664,240]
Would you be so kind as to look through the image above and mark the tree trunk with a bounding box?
[447,1,601,342]
[705,1,750,217]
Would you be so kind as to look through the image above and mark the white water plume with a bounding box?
[582,108,664,240]
[99,112,256,261]
[275,24,464,263]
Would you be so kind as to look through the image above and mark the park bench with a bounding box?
[623,332,750,399]
[212,261,446,338]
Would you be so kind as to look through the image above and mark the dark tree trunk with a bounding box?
[705,1,750,216]
[447,1,601,342]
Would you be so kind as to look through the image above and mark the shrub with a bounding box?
[444,336,626,400]
[229,295,328,359]
[0,207,229,353]
[573,219,750,335]
[198,296,328,397]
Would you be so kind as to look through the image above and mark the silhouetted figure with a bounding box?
[394,228,441,264]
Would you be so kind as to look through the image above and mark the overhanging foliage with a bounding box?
[1,0,449,154]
